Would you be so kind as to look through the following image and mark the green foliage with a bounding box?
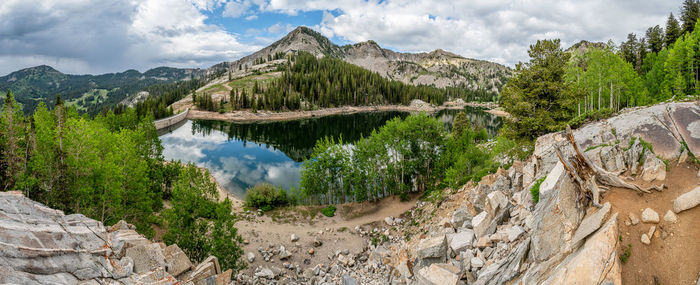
[501,39,579,139]
[321,205,336,217]
[244,183,289,210]
[228,52,449,112]
[163,163,245,272]
[442,120,498,188]
[300,114,447,204]
[619,243,632,264]
[530,177,545,204]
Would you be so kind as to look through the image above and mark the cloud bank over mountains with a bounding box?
[0,0,680,75]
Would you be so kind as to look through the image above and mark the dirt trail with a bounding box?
[603,163,700,285]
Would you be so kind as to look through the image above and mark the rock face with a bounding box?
[673,186,700,213]
[541,214,622,284]
[0,191,227,285]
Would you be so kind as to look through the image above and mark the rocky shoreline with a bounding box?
[177,100,504,123]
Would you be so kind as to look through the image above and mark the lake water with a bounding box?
[159,107,502,198]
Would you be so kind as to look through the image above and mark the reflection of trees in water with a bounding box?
[437,106,503,137]
[191,108,502,162]
[191,112,409,162]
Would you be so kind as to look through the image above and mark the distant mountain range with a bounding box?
[1,26,514,114]
[0,65,206,113]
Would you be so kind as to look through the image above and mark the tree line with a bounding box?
[0,92,245,272]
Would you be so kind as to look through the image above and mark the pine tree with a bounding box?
[620,33,640,66]
[646,25,665,53]
[666,13,682,48]
[681,0,700,35]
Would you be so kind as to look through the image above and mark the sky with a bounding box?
[0,0,682,76]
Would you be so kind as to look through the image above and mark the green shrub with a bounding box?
[244,183,288,210]
[530,177,545,204]
[321,205,336,217]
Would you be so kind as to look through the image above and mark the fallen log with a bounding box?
[555,125,665,208]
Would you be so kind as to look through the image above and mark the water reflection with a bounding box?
[159,107,502,198]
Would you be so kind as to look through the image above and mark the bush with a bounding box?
[321,205,336,217]
[245,183,288,210]
[530,177,545,204]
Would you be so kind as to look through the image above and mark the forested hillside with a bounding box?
[0,92,245,272]
[0,65,205,114]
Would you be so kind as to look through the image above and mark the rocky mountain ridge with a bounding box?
[213,26,512,93]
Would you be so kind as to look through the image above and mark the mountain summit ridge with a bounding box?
[214,26,512,93]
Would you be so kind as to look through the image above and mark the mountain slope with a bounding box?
[0,65,206,113]
[214,27,513,95]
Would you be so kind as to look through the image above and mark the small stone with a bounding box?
[507,226,525,242]
[314,237,323,247]
[641,234,651,245]
[624,220,631,226]
[291,234,299,242]
[247,252,255,263]
[641,208,659,223]
[648,226,656,240]
[308,249,315,255]
[384,217,394,226]
[663,210,678,223]
[628,213,640,225]
[243,239,249,244]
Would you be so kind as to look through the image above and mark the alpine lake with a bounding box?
[159,107,502,199]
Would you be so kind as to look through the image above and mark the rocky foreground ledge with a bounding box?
[0,102,698,285]
[0,191,231,285]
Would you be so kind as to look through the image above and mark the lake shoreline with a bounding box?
[183,101,503,123]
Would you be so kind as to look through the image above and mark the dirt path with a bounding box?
[603,163,700,285]
[231,195,418,276]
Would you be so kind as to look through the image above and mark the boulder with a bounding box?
[415,263,460,285]
[486,191,510,217]
[529,166,584,262]
[451,207,471,229]
[124,243,167,274]
[181,256,221,284]
[164,244,192,277]
[471,211,494,238]
[641,155,667,182]
[215,269,232,285]
[641,208,659,223]
[539,213,621,284]
[571,202,611,245]
[414,235,447,268]
[598,145,626,173]
[673,186,700,213]
[473,238,530,285]
[342,275,359,285]
[449,229,475,253]
[507,226,525,242]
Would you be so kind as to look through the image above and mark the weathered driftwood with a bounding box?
[555,125,665,208]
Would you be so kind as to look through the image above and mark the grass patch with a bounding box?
[623,137,637,151]
[321,205,336,217]
[530,177,545,204]
[619,243,632,264]
[585,143,610,152]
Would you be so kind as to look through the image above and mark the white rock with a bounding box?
[641,234,651,245]
[507,226,525,242]
[291,234,299,242]
[648,226,656,239]
[384,217,394,226]
[415,263,460,285]
[449,229,475,253]
[663,210,678,223]
[628,213,640,225]
[539,162,565,196]
[673,186,700,213]
[471,211,493,238]
[248,252,255,263]
[641,208,659,223]
[470,257,484,268]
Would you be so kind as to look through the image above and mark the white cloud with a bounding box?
[0,0,260,75]
[263,0,683,66]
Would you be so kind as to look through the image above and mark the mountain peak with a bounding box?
[20,65,62,74]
